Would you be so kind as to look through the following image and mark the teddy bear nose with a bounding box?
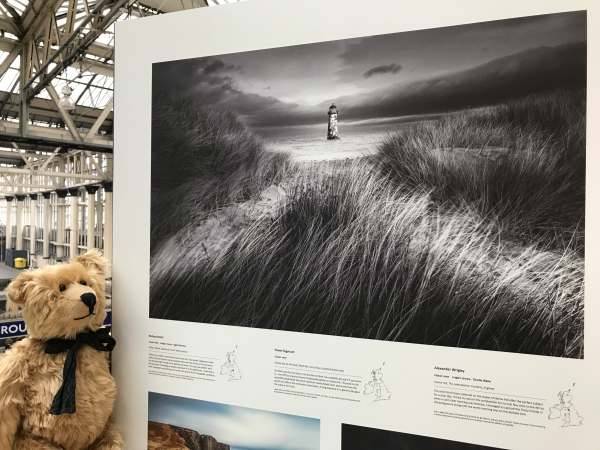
[80,293,96,313]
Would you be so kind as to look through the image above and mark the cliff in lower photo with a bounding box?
[148,421,230,450]
[148,392,320,450]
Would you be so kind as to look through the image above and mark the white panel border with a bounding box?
[113,1,599,448]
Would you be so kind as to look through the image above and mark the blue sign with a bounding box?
[0,320,27,338]
[0,309,112,339]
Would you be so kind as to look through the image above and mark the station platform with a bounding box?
[0,263,22,290]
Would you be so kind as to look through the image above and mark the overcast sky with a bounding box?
[153,11,585,128]
[148,393,319,450]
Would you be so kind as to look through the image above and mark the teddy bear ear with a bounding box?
[5,271,35,306]
[72,249,109,277]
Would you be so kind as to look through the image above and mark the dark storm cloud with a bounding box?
[363,63,402,78]
[154,42,585,129]
[335,42,586,122]
[335,11,585,84]
[153,57,226,94]
[201,59,241,75]
[247,41,585,127]
[154,56,321,127]
[153,11,586,128]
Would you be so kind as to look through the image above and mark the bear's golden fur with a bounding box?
[0,250,123,449]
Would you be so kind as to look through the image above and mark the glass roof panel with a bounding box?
[0,0,241,124]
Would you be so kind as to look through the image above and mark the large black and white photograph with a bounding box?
[150,11,586,358]
[342,424,503,450]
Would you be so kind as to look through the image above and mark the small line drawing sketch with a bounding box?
[219,346,242,381]
[548,383,583,427]
[363,362,391,401]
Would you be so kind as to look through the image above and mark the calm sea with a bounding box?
[255,115,438,161]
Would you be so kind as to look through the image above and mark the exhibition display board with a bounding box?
[113,0,599,448]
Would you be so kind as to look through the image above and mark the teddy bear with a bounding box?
[0,250,123,450]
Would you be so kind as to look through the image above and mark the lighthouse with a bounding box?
[327,103,340,140]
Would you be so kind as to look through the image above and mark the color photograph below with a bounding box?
[147,392,320,450]
[342,424,504,450]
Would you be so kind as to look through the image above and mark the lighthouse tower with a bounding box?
[327,103,340,140]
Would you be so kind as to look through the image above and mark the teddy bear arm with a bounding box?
[13,434,65,450]
[0,351,26,449]
[0,401,20,449]
[87,417,124,450]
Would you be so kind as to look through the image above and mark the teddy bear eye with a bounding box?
[80,280,87,286]
[59,284,66,292]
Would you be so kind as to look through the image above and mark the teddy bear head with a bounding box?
[5,250,109,340]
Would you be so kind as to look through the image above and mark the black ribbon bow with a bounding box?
[44,328,116,415]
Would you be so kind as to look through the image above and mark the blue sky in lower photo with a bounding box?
[148,392,320,450]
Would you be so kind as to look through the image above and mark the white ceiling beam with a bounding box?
[22,1,64,43]
[31,45,83,143]
[0,167,103,180]
[11,142,34,169]
[87,97,113,137]
[21,0,64,37]
[0,148,31,160]
[0,119,112,147]
[39,147,61,170]
[0,36,114,77]
[0,44,19,80]
[25,0,123,98]
[0,15,20,35]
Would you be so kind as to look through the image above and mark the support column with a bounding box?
[19,43,30,138]
[5,196,13,251]
[68,188,80,258]
[56,189,68,260]
[85,186,98,250]
[96,190,103,248]
[15,195,25,251]
[103,182,113,264]
[29,194,38,262]
[42,192,52,265]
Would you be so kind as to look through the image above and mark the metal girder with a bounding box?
[30,44,83,142]
[0,166,104,180]
[137,0,208,11]
[0,91,114,130]
[0,0,23,34]
[21,0,63,36]
[0,182,52,189]
[0,179,102,192]
[0,35,114,77]
[12,0,64,139]
[87,96,112,136]
[25,0,128,100]
[0,131,112,153]
[64,0,77,37]
[45,81,83,142]
[0,15,20,35]
[0,44,20,80]
[19,40,31,137]
[0,148,30,161]
[0,118,110,145]
[39,146,61,170]
[22,0,64,43]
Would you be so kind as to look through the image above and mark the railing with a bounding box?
[2,223,106,263]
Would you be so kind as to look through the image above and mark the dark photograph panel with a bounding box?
[150,11,586,358]
[342,424,504,450]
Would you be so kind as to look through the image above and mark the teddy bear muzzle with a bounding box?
[76,292,97,319]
